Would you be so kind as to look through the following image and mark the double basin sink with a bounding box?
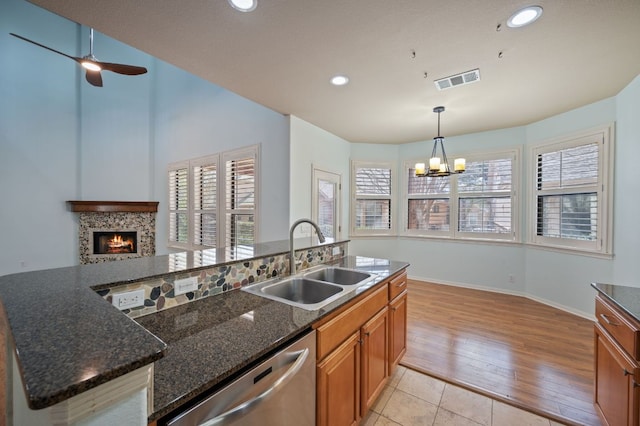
[242,266,375,310]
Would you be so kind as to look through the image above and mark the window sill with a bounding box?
[525,242,613,260]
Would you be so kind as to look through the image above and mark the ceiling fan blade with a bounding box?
[10,33,80,63]
[85,70,103,87]
[98,62,148,76]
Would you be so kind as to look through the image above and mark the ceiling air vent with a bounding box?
[434,69,480,91]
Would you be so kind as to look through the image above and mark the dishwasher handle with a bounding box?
[199,347,310,426]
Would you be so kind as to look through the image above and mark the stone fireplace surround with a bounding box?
[67,201,159,264]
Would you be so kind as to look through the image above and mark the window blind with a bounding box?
[225,157,255,248]
[457,158,512,234]
[354,166,392,231]
[167,145,260,251]
[193,163,217,247]
[536,143,599,241]
[404,152,516,240]
[168,167,188,243]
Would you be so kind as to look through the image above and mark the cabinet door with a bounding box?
[361,307,389,416]
[389,291,407,373]
[594,324,639,426]
[317,331,361,426]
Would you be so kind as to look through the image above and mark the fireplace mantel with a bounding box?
[67,201,159,213]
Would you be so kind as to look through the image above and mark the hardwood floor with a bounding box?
[400,280,601,426]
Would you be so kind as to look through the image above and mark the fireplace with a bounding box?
[68,201,159,264]
[93,231,137,255]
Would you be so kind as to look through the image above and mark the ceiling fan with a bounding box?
[9,28,147,87]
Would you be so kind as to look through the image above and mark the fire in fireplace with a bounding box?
[93,231,137,255]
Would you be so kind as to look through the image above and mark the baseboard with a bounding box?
[407,275,595,322]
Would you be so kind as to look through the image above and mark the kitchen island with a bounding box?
[0,237,408,424]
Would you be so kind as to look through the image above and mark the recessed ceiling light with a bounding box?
[507,5,543,28]
[330,75,349,86]
[228,0,257,12]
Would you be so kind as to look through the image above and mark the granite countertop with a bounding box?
[0,236,408,421]
[138,255,409,421]
[591,282,640,322]
[0,236,332,409]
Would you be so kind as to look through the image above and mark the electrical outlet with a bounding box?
[112,289,145,310]
[508,274,515,284]
[332,246,341,256]
[175,276,198,296]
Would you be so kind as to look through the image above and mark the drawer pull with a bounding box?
[599,313,619,326]
[395,281,406,288]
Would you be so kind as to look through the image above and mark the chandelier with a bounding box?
[415,106,465,177]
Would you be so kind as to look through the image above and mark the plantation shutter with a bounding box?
[457,158,512,234]
[536,143,599,241]
[354,166,392,231]
[225,156,255,248]
[193,162,217,247]
[168,166,188,244]
[407,166,450,232]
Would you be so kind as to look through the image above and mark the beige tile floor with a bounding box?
[363,366,568,426]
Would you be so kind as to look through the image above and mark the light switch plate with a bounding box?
[175,276,198,296]
[332,246,341,256]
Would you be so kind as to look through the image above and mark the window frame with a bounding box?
[167,144,260,251]
[402,148,520,242]
[350,160,397,237]
[528,125,614,256]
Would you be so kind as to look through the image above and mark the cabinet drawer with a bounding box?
[389,272,407,301]
[316,284,388,360]
[596,295,640,360]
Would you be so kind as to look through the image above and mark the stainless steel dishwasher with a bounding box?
[165,330,316,426]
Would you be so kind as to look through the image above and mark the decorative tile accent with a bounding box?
[97,242,348,318]
[77,212,156,264]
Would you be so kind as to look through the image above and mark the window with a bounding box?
[168,145,259,251]
[404,150,518,241]
[530,126,613,255]
[351,161,395,236]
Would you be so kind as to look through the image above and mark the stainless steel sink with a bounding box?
[262,278,342,304]
[242,266,376,310]
[303,267,372,287]
[243,277,345,310]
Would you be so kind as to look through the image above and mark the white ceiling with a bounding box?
[28,0,640,143]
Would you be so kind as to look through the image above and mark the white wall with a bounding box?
[0,0,291,274]
[289,116,350,238]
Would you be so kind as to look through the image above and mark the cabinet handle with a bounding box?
[599,313,618,326]
[364,332,371,337]
[624,369,633,376]
[392,307,397,312]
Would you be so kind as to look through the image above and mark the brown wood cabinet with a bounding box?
[389,290,407,373]
[314,269,407,426]
[594,294,640,426]
[361,307,389,416]
[317,332,361,426]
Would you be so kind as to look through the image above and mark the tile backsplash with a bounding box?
[96,242,347,318]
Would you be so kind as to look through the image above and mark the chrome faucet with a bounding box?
[289,218,326,275]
